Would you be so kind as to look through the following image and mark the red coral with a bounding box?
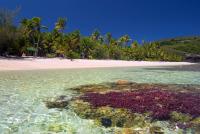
[81,89,200,120]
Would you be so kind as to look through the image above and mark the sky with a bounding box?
[0,0,200,42]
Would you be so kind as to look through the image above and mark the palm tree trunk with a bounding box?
[34,34,41,57]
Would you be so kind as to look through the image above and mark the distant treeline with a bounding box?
[157,36,200,55]
[0,8,182,61]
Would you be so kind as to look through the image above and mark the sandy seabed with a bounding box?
[0,58,195,71]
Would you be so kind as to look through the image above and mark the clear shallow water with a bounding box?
[0,67,200,134]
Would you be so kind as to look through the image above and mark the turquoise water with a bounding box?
[0,67,200,133]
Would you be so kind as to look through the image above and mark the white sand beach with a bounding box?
[0,58,195,71]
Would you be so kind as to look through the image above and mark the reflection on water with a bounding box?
[0,67,200,133]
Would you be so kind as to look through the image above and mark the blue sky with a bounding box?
[0,0,200,42]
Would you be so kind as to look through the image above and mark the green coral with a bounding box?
[170,111,193,123]
[191,117,200,127]
[48,123,75,133]
[69,99,151,128]
[191,117,200,123]
[69,100,96,119]
[70,84,111,93]
[149,126,164,134]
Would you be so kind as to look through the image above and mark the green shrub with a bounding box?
[67,51,80,59]
[92,45,109,59]
[46,53,56,58]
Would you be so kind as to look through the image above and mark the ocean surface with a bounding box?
[0,65,200,133]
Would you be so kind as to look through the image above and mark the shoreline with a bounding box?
[0,58,195,71]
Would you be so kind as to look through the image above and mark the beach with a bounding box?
[0,58,195,71]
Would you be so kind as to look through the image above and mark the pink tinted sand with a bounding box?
[0,58,195,71]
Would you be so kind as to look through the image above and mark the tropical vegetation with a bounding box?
[157,36,200,55]
[0,8,183,61]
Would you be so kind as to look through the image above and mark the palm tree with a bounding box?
[110,39,118,46]
[99,35,104,44]
[55,17,67,33]
[32,17,48,56]
[66,30,81,51]
[20,18,33,36]
[20,17,47,56]
[91,29,100,41]
[105,32,112,45]
[118,35,131,47]
[21,18,36,55]
[131,41,139,48]
[80,37,94,58]
[124,35,131,46]
[41,32,54,54]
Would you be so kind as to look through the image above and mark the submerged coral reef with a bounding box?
[45,81,200,133]
[81,89,200,120]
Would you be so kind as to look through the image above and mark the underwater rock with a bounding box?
[116,118,125,127]
[116,80,130,85]
[45,95,69,108]
[101,118,112,127]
